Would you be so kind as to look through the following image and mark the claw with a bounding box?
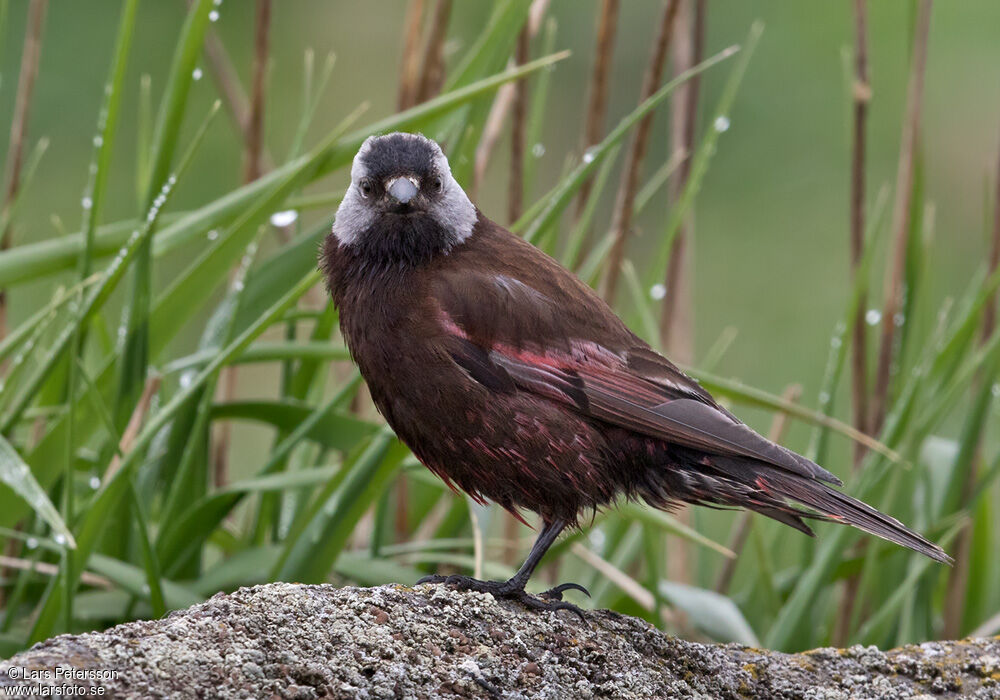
[540,582,591,601]
[519,594,589,623]
[415,574,588,621]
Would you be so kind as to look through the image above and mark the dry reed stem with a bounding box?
[982,134,1000,341]
[714,383,801,594]
[402,0,454,538]
[658,0,705,362]
[574,0,620,226]
[870,0,932,435]
[215,0,273,489]
[473,0,550,197]
[415,0,452,104]
[942,129,1000,639]
[831,0,875,645]
[0,555,112,590]
[243,0,271,183]
[190,0,275,172]
[0,0,48,340]
[474,85,515,199]
[397,0,427,110]
[508,26,531,223]
[103,375,162,485]
[660,0,702,588]
[849,0,872,469]
[601,0,682,304]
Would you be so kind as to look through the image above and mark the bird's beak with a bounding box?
[386,176,419,205]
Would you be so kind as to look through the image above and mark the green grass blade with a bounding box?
[209,399,377,452]
[87,554,202,610]
[80,0,138,279]
[277,430,409,582]
[620,503,735,559]
[647,22,763,288]
[0,435,75,549]
[518,44,740,244]
[127,480,166,618]
[563,143,621,270]
[0,102,221,433]
[0,53,569,290]
[28,269,323,639]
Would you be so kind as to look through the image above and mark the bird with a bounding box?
[320,132,950,618]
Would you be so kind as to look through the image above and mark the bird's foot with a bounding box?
[416,574,589,620]
[539,581,590,601]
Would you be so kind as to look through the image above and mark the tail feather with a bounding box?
[670,454,952,564]
[777,476,952,564]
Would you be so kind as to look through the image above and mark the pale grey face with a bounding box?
[331,133,477,254]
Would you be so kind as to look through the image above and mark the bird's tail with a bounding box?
[652,453,952,564]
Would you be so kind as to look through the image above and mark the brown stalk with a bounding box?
[415,0,453,104]
[600,0,682,305]
[473,0,550,197]
[0,0,48,340]
[187,0,274,172]
[215,0,273,488]
[658,0,705,362]
[941,131,1000,639]
[243,0,271,183]
[869,0,932,435]
[714,384,801,594]
[982,136,1000,340]
[397,0,427,110]
[574,0,620,227]
[0,555,112,590]
[103,375,163,485]
[836,3,933,627]
[831,2,875,644]
[508,26,531,223]
[848,0,872,469]
[399,0,452,540]
[0,524,23,608]
[474,85,516,200]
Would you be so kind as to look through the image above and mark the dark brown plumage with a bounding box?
[321,132,949,616]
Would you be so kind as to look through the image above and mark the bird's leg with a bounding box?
[416,519,589,618]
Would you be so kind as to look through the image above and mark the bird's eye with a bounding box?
[433,176,444,193]
[359,178,373,198]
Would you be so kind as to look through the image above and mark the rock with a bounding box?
[1,583,998,699]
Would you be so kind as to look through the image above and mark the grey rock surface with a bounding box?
[2,582,999,699]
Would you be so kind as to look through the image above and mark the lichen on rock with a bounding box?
[2,583,998,698]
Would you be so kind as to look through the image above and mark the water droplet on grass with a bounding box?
[209,10,219,21]
[714,116,731,132]
[650,284,666,300]
[531,143,545,158]
[192,68,203,81]
[270,210,298,228]
[865,309,881,326]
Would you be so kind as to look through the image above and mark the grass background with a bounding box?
[0,0,998,656]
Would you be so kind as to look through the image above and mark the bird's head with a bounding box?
[329,132,477,266]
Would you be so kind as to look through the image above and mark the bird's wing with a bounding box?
[432,256,840,486]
